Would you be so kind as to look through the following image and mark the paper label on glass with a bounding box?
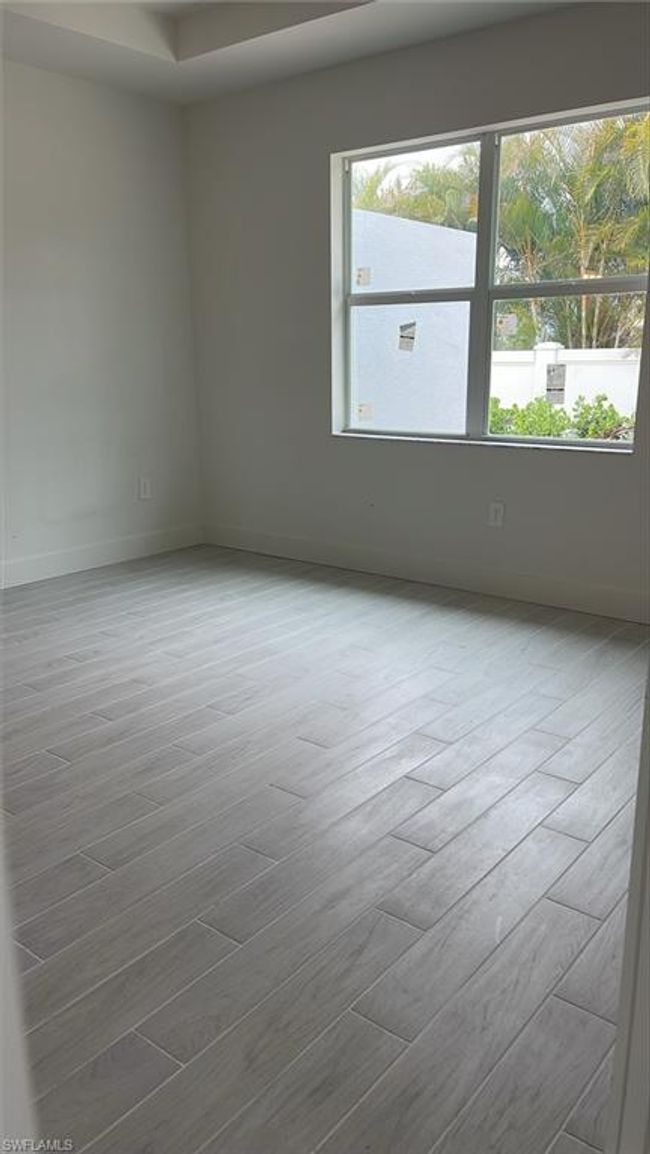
[497,313,518,337]
[399,322,416,351]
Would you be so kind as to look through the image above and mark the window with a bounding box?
[335,106,649,446]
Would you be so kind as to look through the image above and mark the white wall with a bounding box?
[492,349,642,414]
[2,61,202,586]
[187,2,650,623]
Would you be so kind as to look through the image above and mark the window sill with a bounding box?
[332,429,635,454]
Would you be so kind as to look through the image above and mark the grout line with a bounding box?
[194,916,245,947]
[348,1005,412,1045]
[552,1139,602,1154]
[372,904,426,933]
[132,1027,183,1069]
[388,830,436,852]
[268,782,307,799]
[558,1043,616,1151]
[551,991,619,1028]
[543,894,604,920]
[76,848,112,872]
[14,939,44,964]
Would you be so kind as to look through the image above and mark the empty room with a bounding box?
[1,2,649,1152]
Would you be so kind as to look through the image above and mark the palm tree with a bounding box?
[352,113,649,351]
[497,114,649,348]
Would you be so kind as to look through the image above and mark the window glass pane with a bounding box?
[350,142,480,292]
[489,293,645,441]
[496,112,650,284]
[349,302,469,434]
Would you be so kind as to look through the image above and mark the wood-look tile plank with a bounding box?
[16,786,298,960]
[5,706,222,815]
[136,732,311,806]
[10,853,109,925]
[1,671,154,731]
[293,668,454,749]
[556,899,627,1023]
[47,678,232,764]
[0,676,148,743]
[395,728,564,851]
[2,750,69,790]
[418,670,549,744]
[88,665,253,722]
[9,791,159,884]
[204,1012,405,1154]
[83,909,419,1154]
[9,742,197,828]
[2,711,109,766]
[410,689,564,789]
[431,998,614,1154]
[536,649,648,740]
[37,1031,179,1153]
[203,777,438,942]
[23,843,271,1028]
[356,825,586,1040]
[381,771,576,928]
[81,770,278,870]
[0,682,39,706]
[273,695,452,798]
[28,920,235,1096]
[540,625,647,698]
[316,900,598,1154]
[543,735,640,842]
[536,697,643,784]
[548,801,635,919]
[565,1050,614,1151]
[138,836,428,1063]
[243,731,441,861]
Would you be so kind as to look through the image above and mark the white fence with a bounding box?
[491,344,641,414]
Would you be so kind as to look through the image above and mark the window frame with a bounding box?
[333,100,650,450]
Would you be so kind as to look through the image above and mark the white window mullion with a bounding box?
[466,132,499,437]
[490,275,648,301]
[341,157,353,428]
[348,288,474,307]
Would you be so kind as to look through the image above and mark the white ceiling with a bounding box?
[2,1,568,103]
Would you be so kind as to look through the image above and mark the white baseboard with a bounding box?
[4,520,646,624]
[205,523,650,625]
[1,525,203,588]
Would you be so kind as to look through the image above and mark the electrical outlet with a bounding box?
[138,476,152,500]
[488,500,505,528]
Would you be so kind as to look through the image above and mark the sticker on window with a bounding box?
[546,363,566,405]
[496,313,518,337]
[399,322,416,352]
[356,267,372,287]
[357,402,373,421]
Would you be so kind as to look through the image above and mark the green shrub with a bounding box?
[489,394,634,441]
[571,394,635,440]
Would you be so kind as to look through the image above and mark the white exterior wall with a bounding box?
[351,210,474,433]
[491,349,641,413]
